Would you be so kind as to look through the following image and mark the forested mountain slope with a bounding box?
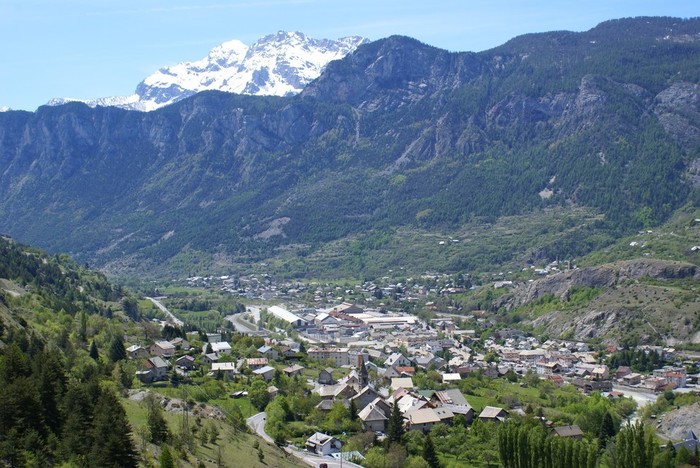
[0,236,140,465]
[0,17,698,279]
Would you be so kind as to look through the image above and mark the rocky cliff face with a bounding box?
[494,259,700,345]
[303,36,483,108]
[496,259,699,310]
[654,81,700,151]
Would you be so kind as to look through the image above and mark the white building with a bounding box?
[202,342,232,356]
[268,305,305,327]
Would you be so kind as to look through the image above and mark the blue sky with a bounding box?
[1,0,697,111]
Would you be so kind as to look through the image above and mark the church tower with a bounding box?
[357,352,369,388]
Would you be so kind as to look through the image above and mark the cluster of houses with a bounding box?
[182,272,473,306]
[130,330,304,385]
[303,353,591,457]
[113,246,700,463]
[130,338,193,383]
[468,333,692,393]
[131,298,694,395]
[124,293,700,462]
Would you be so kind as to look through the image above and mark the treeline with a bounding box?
[0,237,121,316]
[497,419,667,468]
[498,420,599,468]
[606,348,663,373]
[0,340,138,466]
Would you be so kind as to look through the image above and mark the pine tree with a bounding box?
[387,403,405,444]
[35,350,67,434]
[159,445,175,468]
[349,398,358,421]
[666,441,676,460]
[59,383,94,462]
[147,396,170,444]
[598,410,616,449]
[170,368,180,387]
[0,342,31,383]
[122,297,140,321]
[423,433,441,468]
[90,389,138,467]
[89,340,99,361]
[79,310,88,343]
[109,335,127,362]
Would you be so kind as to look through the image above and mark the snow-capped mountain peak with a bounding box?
[48,32,368,112]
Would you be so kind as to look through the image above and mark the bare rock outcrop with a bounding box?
[495,259,699,310]
[654,81,700,152]
[654,403,700,442]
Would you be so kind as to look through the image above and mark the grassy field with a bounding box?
[121,396,305,467]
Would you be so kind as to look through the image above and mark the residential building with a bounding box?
[553,425,584,440]
[350,386,380,412]
[306,432,342,456]
[137,356,169,383]
[283,364,304,377]
[126,345,149,360]
[478,406,508,423]
[391,377,414,391]
[358,402,388,433]
[319,368,335,385]
[150,341,176,358]
[258,345,279,360]
[405,408,439,433]
[246,357,269,370]
[384,353,411,368]
[211,362,238,379]
[176,355,195,370]
[252,365,275,382]
[205,342,232,356]
[308,347,351,366]
[170,337,191,350]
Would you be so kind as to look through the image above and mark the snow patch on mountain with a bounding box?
[47,31,367,112]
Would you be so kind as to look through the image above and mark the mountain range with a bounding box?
[0,16,699,281]
[45,31,368,111]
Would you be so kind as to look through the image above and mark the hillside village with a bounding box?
[129,289,700,463]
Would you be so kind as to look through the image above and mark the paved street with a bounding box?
[246,412,273,444]
[613,385,658,424]
[246,412,362,468]
[145,296,184,327]
[224,313,259,334]
[225,305,273,335]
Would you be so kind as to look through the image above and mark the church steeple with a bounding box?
[357,352,369,388]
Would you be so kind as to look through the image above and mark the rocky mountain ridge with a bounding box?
[46,31,367,111]
[0,17,698,283]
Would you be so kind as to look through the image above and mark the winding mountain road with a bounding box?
[246,412,362,468]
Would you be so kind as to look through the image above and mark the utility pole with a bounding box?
[181,387,189,435]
